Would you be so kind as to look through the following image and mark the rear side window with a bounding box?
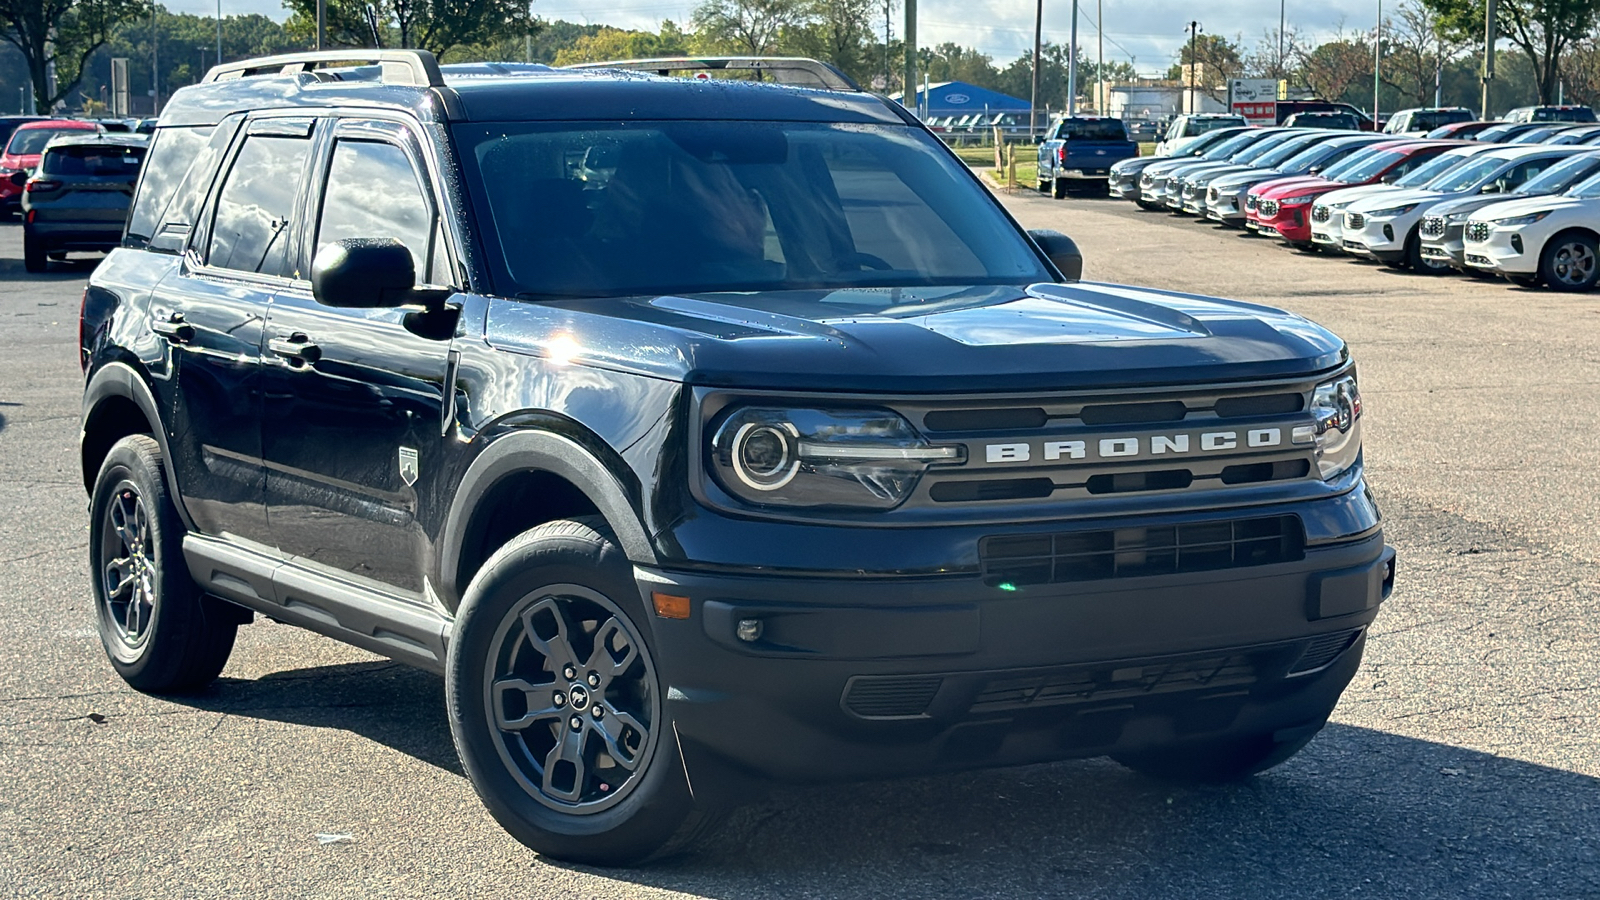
[42,143,145,176]
[125,126,212,248]
[314,139,437,282]
[207,134,312,278]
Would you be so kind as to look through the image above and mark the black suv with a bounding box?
[81,50,1394,865]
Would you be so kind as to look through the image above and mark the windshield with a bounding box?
[1516,153,1600,194]
[1253,135,1324,169]
[1177,128,1241,156]
[1325,147,1398,182]
[1427,155,1509,192]
[1280,140,1363,175]
[1183,117,1244,136]
[1569,171,1600,199]
[1201,131,1270,160]
[1232,132,1302,165]
[41,143,145,176]
[1397,152,1477,187]
[1415,110,1471,130]
[455,121,1051,300]
[5,127,87,156]
[1535,107,1597,123]
[1057,119,1127,140]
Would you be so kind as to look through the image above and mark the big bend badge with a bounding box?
[398,446,419,486]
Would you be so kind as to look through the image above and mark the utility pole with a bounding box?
[1186,21,1200,114]
[1279,0,1286,78]
[216,0,223,68]
[1096,0,1103,114]
[1481,0,1498,118]
[1372,0,1381,123]
[903,0,917,116]
[1066,0,1079,115]
[1031,0,1042,135]
[151,3,159,114]
[317,0,325,51]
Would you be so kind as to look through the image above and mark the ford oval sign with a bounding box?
[946,93,971,104]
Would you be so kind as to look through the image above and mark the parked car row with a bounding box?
[1103,109,1600,292]
[1,115,150,271]
[1,116,125,217]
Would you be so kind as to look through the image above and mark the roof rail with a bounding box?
[563,57,861,92]
[202,49,444,88]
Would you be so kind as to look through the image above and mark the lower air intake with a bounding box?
[842,675,943,719]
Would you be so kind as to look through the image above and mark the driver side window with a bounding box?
[315,138,441,283]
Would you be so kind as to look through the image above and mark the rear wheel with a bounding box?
[1507,273,1542,288]
[1052,178,1068,200]
[1539,232,1600,292]
[447,517,720,865]
[22,228,46,273]
[90,435,237,692]
[1113,723,1324,784]
[1289,241,1320,254]
[47,250,66,261]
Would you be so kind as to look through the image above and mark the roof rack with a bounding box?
[563,57,860,92]
[202,49,444,88]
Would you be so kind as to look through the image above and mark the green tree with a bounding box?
[0,0,146,112]
[920,41,999,87]
[282,0,535,58]
[690,0,808,56]
[791,0,875,82]
[1423,0,1600,104]
[1296,36,1374,104]
[551,25,690,66]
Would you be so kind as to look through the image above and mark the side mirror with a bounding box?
[8,171,24,187]
[1028,229,1083,281]
[1480,182,1501,194]
[1380,172,1399,184]
[312,238,419,308]
[1308,165,1323,176]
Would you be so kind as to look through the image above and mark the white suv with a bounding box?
[1461,173,1600,290]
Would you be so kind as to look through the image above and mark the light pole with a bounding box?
[1481,0,1498,118]
[903,0,917,116]
[1066,0,1079,115]
[151,3,159,114]
[1373,0,1381,123]
[1279,0,1286,79]
[1186,21,1200,114]
[216,0,223,68]
[1031,0,1042,135]
[1096,0,1103,114]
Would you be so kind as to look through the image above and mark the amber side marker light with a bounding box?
[652,592,691,619]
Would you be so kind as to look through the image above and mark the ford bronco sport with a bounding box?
[81,50,1394,866]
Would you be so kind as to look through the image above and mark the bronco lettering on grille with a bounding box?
[982,428,1284,465]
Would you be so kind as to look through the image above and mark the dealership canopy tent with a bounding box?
[891,81,1031,118]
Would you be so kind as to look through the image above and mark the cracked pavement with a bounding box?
[2,191,1598,898]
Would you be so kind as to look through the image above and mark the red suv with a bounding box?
[1246,140,1462,249]
[1,119,98,216]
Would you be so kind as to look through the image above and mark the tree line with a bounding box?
[3,0,1600,118]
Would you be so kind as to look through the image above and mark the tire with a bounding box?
[1507,273,1542,288]
[1113,722,1324,784]
[47,250,66,261]
[1405,231,1451,275]
[1037,177,1050,194]
[90,434,237,692]
[1052,178,1068,200]
[1538,231,1600,292]
[446,517,719,866]
[23,227,47,274]
[1290,241,1320,254]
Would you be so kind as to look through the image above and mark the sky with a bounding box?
[158,0,1391,78]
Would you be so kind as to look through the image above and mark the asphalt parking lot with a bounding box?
[2,195,1598,898]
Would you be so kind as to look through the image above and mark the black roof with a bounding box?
[159,54,908,128]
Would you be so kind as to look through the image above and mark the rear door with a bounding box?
[258,116,456,596]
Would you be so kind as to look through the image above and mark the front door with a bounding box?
[259,119,455,595]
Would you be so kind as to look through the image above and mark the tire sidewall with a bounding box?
[446,523,692,864]
[1540,232,1600,291]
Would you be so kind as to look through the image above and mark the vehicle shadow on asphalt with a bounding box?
[167,660,1600,897]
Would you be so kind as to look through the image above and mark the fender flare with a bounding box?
[437,430,658,603]
[79,362,194,529]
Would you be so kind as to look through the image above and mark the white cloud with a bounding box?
[180,0,1388,78]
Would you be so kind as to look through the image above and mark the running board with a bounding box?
[183,534,451,673]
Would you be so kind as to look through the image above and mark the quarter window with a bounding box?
[315,140,435,283]
[208,134,312,277]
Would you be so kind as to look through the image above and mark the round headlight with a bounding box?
[730,422,799,491]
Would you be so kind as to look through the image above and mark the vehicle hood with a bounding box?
[485,282,1348,392]
[1148,158,1232,178]
[1255,176,1335,198]
[1213,168,1288,189]
[1110,156,1162,175]
[1347,187,1447,212]
[1188,164,1251,184]
[1316,183,1402,208]
[1427,191,1548,219]
[1463,194,1590,222]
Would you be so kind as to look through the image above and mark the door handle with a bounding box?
[150,313,194,343]
[269,333,322,364]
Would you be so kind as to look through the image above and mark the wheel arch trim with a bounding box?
[439,430,659,605]
[79,361,194,530]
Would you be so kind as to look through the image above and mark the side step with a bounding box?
[183,534,451,674]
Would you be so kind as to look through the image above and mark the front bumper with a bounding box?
[643,524,1394,783]
[1419,225,1467,267]
[1206,189,1248,224]
[1341,214,1408,262]
[1111,173,1142,199]
[1463,225,1538,275]
[24,220,124,251]
[1257,205,1314,242]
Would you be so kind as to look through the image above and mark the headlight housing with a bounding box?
[1292,373,1363,480]
[709,407,962,509]
[1445,210,1472,222]
[1365,203,1418,218]
[1282,194,1316,205]
[1491,210,1552,227]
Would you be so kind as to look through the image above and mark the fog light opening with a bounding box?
[736,618,763,642]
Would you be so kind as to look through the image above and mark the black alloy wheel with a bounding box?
[90,435,238,692]
[447,517,718,865]
[1405,230,1451,275]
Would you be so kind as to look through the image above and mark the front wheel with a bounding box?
[1539,232,1600,292]
[1113,722,1324,784]
[446,518,718,865]
[1405,231,1451,275]
[1507,272,1542,288]
[23,228,47,273]
[90,435,237,692]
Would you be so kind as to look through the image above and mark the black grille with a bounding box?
[971,653,1258,713]
[1257,199,1279,217]
[1245,194,1259,211]
[1312,205,1331,223]
[843,676,943,718]
[1289,629,1362,674]
[1208,186,1220,202]
[1079,400,1188,426]
[1345,212,1366,230]
[1214,393,1303,417]
[1420,216,1446,238]
[1465,221,1491,242]
[923,407,1049,432]
[981,515,1305,586]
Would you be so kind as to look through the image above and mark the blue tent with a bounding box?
[894,81,1031,117]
